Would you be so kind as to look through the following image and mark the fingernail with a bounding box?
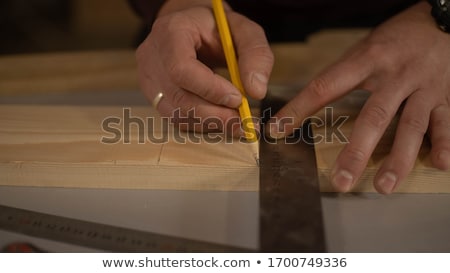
[251,73,268,97]
[222,93,242,107]
[377,171,397,194]
[331,169,354,192]
[265,119,285,139]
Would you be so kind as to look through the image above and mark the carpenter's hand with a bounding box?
[268,2,450,194]
[136,2,273,133]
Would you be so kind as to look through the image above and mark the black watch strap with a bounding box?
[428,0,450,32]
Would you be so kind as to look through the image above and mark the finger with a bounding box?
[154,86,243,136]
[163,31,243,108]
[228,12,274,100]
[138,64,242,136]
[267,49,374,139]
[429,104,450,170]
[331,88,405,192]
[374,91,432,194]
[154,13,243,109]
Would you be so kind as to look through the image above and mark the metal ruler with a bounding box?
[259,92,325,252]
[0,204,249,252]
[0,89,325,252]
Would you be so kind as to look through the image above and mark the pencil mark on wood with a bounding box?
[157,144,164,165]
[0,105,259,191]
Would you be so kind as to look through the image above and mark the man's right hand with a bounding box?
[136,0,274,133]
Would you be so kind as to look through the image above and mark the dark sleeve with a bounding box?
[226,0,420,41]
[129,0,419,41]
[128,0,166,25]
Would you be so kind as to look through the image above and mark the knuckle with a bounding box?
[195,86,210,100]
[234,17,273,60]
[433,118,450,131]
[262,48,275,66]
[343,146,368,163]
[364,42,387,61]
[171,90,189,108]
[249,20,266,36]
[307,77,331,103]
[195,78,215,99]
[167,62,186,85]
[363,42,384,58]
[149,16,175,40]
[234,13,263,34]
[363,104,391,128]
[402,116,427,135]
[155,12,189,33]
[239,39,273,62]
[249,44,274,65]
[363,42,397,69]
[136,38,155,67]
[284,103,303,121]
[431,105,450,129]
[151,17,165,33]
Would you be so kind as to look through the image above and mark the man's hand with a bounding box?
[136,1,273,133]
[268,1,450,194]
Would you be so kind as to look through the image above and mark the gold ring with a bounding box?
[152,92,164,109]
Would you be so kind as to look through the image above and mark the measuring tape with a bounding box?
[0,204,250,252]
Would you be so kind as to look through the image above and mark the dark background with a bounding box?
[0,0,418,55]
[0,0,141,55]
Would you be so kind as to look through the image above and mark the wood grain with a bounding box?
[0,105,259,191]
[312,91,450,193]
[0,50,138,95]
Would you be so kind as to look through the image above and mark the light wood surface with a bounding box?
[313,91,450,193]
[0,50,138,95]
[4,98,449,193]
[0,105,258,191]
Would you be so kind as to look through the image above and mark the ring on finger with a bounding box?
[152,92,164,109]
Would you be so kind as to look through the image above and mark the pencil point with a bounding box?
[255,156,260,167]
[250,141,260,167]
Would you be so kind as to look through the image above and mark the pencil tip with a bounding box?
[250,141,260,167]
[255,157,260,167]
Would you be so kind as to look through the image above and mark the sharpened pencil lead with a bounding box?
[250,140,260,167]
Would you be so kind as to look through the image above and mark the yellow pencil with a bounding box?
[211,0,259,165]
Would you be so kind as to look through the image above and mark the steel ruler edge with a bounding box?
[259,94,326,252]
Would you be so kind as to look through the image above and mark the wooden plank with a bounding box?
[2,97,448,193]
[0,50,138,95]
[312,91,450,193]
[0,105,258,191]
